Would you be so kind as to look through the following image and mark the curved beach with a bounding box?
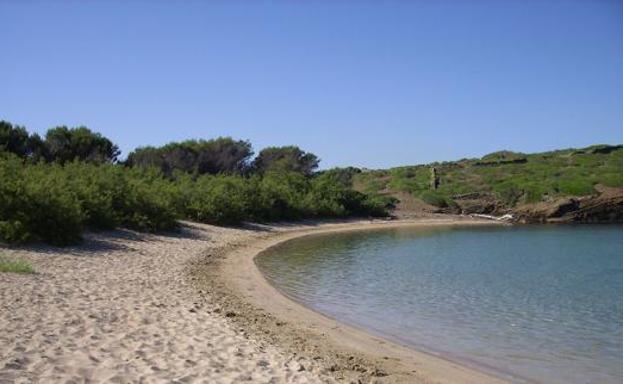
[1,217,506,383]
[200,217,509,384]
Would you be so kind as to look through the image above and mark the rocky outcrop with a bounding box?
[457,200,498,215]
[388,186,623,223]
[453,192,499,215]
[513,186,623,223]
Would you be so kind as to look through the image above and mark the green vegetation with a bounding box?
[354,145,623,208]
[4,118,619,244]
[126,138,253,176]
[0,255,34,274]
[252,146,319,176]
[1,121,119,164]
[0,120,389,246]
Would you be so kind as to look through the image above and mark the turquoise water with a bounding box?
[256,225,623,384]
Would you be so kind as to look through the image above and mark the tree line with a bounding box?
[1,121,319,176]
[0,121,120,164]
[0,120,391,245]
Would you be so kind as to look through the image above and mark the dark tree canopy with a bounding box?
[26,133,49,162]
[253,146,320,176]
[127,138,253,175]
[2,120,318,179]
[0,121,30,158]
[45,126,120,164]
[1,122,119,164]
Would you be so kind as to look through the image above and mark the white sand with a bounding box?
[0,222,331,384]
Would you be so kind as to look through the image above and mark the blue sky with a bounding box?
[2,1,622,169]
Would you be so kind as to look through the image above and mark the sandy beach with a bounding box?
[1,217,507,383]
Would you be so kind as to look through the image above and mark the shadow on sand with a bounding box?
[5,217,385,256]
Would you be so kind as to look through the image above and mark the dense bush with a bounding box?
[0,120,389,246]
[111,168,180,231]
[555,178,595,196]
[184,175,253,225]
[0,156,388,245]
[305,171,387,217]
[254,172,309,220]
[0,156,180,245]
[180,170,389,225]
[0,156,84,245]
[417,190,451,208]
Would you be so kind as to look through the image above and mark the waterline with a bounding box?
[257,225,623,384]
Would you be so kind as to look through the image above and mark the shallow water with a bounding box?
[256,225,623,384]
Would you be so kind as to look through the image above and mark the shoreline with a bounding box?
[198,217,511,383]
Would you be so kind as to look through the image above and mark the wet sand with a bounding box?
[198,217,510,384]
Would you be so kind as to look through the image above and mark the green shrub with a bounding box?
[22,172,84,245]
[600,172,623,187]
[61,163,179,232]
[63,162,122,229]
[306,172,389,217]
[522,183,550,203]
[481,150,526,161]
[357,194,394,217]
[254,172,309,220]
[0,255,34,274]
[0,156,180,245]
[556,178,595,196]
[0,154,387,245]
[417,190,450,207]
[0,221,29,244]
[492,182,523,206]
[118,171,179,231]
[0,157,84,245]
[185,175,252,225]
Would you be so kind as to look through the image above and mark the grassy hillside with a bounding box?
[353,144,623,212]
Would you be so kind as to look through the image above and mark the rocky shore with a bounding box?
[405,185,623,224]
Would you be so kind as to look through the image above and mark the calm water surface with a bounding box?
[256,225,623,384]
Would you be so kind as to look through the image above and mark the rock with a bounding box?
[456,199,497,215]
[257,360,269,368]
[513,186,623,223]
[371,368,388,377]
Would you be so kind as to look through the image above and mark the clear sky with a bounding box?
[2,1,622,169]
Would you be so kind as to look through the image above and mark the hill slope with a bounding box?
[353,144,623,222]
